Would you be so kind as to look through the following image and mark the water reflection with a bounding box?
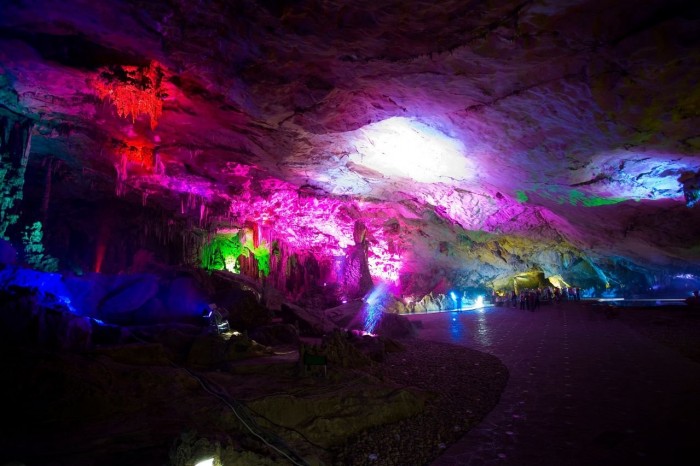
[474,308,492,347]
[445,306,495,345]
[449,311,464,342]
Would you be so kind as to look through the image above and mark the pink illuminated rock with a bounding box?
[0,0,699,298]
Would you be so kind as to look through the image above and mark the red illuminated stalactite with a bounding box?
[252,222,260,248]
[93,61,166,130]
[123,143,155,169]
[109,137,157,197]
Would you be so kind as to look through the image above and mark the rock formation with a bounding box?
[0,0,699,305]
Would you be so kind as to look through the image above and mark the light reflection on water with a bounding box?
[446,307,494,346]
[449,311,464,342]
[474,309,492,346]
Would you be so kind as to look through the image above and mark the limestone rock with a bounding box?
[246,386,428,449]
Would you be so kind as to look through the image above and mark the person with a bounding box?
[686,290,700,308]
[511,290,517,308]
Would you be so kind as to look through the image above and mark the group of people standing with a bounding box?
[508,286,581,311]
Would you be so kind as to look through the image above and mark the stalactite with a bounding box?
[199,200,207,226]
[0,114,33,241]
[154,150,165,175]
[41,157,53,223]
[114,153,128,197]
[253,222,260,248]
[93,61,165,130]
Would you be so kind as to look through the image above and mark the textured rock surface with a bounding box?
[0,292,507,466]
[0,0,699,296]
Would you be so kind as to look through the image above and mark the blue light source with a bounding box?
[362,283,389,334]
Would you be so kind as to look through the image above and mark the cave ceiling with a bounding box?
[1,0,700,287]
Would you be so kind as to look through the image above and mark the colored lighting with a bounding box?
[568,190,627,207]
[367,241,401,283]
[538,153,700,205]
[118,140,155,170]
[94,242,106,273]
[93,61,165,130]
[228,186,354,255]
[349,117,473,183]
[476,295,484,307]
[200,231,270,277]
[227,184,403,283]
[449,311,464,342]
[362,283,389,334]
[194,459,214,466]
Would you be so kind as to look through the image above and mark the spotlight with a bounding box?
[476,295,484,307]
[450,292,457,300]
[195,458,214,466]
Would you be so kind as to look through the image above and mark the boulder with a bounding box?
[96,274,159,323]
[246,383,427,449]
[248,323,299,346]
[375,312,416,339]
[185,334,227,368]
[280,302,336,336]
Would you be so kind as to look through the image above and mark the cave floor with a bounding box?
[407,301,700,466]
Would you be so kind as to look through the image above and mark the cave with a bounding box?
[1,1,700,465]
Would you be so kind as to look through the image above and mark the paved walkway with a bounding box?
[406,302,700,466]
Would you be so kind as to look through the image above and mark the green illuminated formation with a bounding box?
[200,233,245,271]
[515,190,528,203]
[568,190,628,207]
[0,116,33,240]
[22,221,58,271]
[249,242,271,277]
[200,232,271,277]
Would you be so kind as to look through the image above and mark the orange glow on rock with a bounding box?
[116,138,155,170]
[94,61,166,130]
